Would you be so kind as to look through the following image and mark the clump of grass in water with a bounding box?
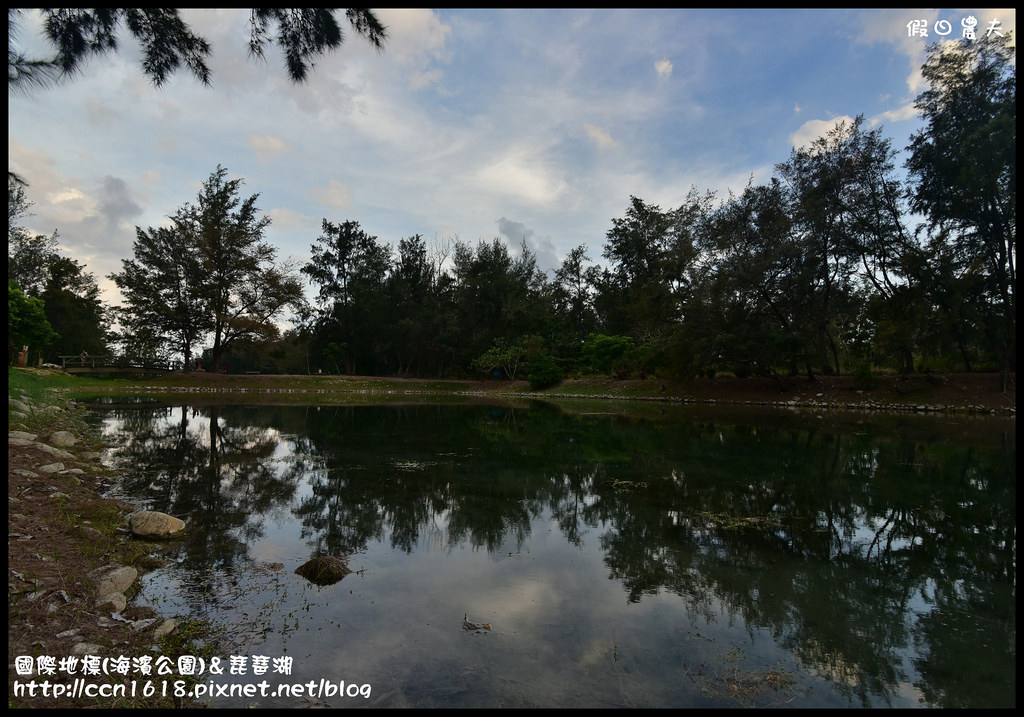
[700,664,797,706]
[685,642,798,706]
[696,511,781,531]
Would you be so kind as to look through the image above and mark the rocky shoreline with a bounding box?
[8,388,194,709]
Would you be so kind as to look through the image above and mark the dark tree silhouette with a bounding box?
[8,8,387,91]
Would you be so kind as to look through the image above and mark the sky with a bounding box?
[7,8,1017,318]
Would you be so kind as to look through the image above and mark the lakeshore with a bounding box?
[8,368,1014,708]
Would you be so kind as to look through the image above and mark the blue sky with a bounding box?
[8,8,1016,313]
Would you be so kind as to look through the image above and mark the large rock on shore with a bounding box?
[49,430,78,447]
[129,510,186,539]
[94,566,138,597]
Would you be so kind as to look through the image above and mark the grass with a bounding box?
[10,364,1016,417]
[9,365,92,394]
[8,367,667,403]
[11,368,488,405]
[105,371,478,394]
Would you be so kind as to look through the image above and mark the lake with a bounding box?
[85,397,1015,708]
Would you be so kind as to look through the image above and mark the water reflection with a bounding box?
[91,400,1015,708]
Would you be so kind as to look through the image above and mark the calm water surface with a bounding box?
[86,399,1015,708]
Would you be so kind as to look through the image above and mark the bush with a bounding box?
[581,333,634,375]
[527,354,563,390]
[852,361,876,390]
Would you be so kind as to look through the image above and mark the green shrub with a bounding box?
[852,361,876,390]
[581,333,634,375]
[527,354,563,390]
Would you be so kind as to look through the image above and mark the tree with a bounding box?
[775,117,921,376]
[112,166,304,371]
[248,9,387,83]
[7,10,61,94]
[41,254,109,360]
[906,33,1016,389]
[598,196,677,341]
[186,165,305,370]
[450,238,549,368]
[811,119,923,373]
[385,234,439,376]
[552,244,599,346]
[113,311,176,368]
[693,179,811,378]
[111,225,209,371]
[581,333,635,376]
[776,127,862,376]
[303,219,377,314]
[8,174,59,296]
[302,218,391,374]
[472,338,525,380]
[8,281,57,365]
[9,175,110,362]
[9,8,387,91]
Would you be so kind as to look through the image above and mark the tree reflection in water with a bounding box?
[92,400,1015,708]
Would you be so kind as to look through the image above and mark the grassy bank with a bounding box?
[18,366,1014,415]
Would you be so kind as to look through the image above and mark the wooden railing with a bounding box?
[58,355,173,373]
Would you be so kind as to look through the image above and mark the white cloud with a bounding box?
[51,188,87,205]
[141,170,162,188]
[584,123,618,150]
[868,102,919,126]
[249,135,290,163]
[408,68,445,91]
[377,9,451,64]
[789,115,856,152]
[268,207,319,234]
[474,151,568,207]
[312,179,351,210]
[853,9,938,96]
[85,97,125,128]
[655,58,673,79]
[375,9,452,91]
[44,183,98,234]
[853,9,1017,98]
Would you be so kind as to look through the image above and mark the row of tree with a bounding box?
[9,178,109,363]
[8,34,1015,389]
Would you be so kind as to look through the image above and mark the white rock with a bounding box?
[153,619,177,640]
[71,643,104,655]
[36,444,76,459]
[129,510,186,539]
[94,566,138,596]
[49,431,78,447]
[96,592,128,613]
